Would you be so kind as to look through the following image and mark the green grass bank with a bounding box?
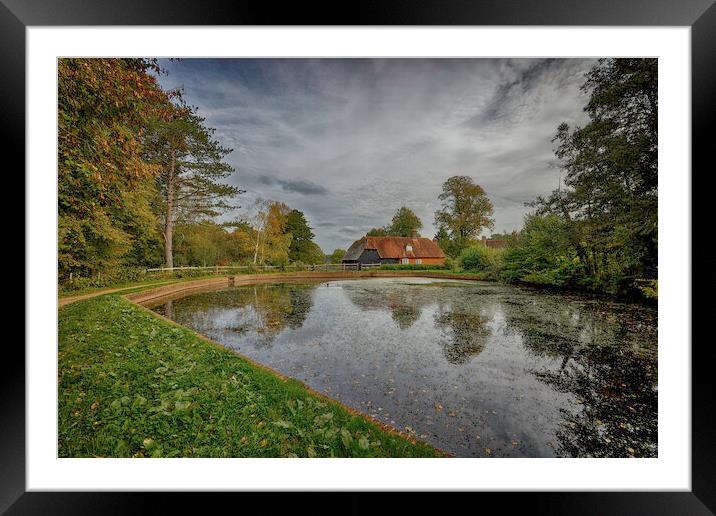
[58,294,443,458]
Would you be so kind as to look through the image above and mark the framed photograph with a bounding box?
[9,0,712,512]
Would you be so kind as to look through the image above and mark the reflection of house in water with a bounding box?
[342,281,492,364]
[341,283,436,330]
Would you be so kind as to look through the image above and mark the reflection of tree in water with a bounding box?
[501,294,658,457]
[390,305,422,330]
[433,305,490,365]
[164,299,175,320]
[246,284,316,345]
[173,283,317,347]
[537,346,657,458]
[343,282,492,362]
[342,283,435,331]
[285,287,313,329]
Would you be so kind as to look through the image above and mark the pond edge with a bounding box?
[122,271,487,457]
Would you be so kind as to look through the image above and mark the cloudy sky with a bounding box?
[157,58,595,252]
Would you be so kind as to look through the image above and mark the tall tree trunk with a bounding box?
[253,222,262,265]
[164,149,176,268]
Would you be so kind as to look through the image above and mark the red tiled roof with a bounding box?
[367,236,445,259]
[344,235,446,261]
[348,236,446,259]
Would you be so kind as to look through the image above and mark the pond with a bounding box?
[149,277,657,458]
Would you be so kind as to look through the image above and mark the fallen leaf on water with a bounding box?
[435,403,443,412]
[484,448,492,455]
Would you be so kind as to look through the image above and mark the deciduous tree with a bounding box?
[387,207,423,237]
[58,58,173,278]
[433,176,494,255]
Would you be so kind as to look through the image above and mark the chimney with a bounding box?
[411,228,418,238]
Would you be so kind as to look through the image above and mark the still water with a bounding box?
[151,277,657,458]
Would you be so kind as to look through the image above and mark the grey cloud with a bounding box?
[255,175,329,196]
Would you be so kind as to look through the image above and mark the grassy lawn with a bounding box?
[58,295,442,458]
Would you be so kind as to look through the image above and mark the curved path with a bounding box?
[58,281,176,307]
[60,271,485,308]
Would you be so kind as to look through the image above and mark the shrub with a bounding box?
[59,266,147,294]
[444,256,458,271]
[634,279,658,300]
[458,246,505,278]
[288,261,308,271]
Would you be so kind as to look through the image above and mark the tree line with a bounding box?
[504,58,657,296]
[58,59,329,285]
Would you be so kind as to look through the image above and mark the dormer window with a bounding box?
[405,244,413,252]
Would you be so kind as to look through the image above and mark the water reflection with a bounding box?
[500,292,658,457]
[342,281,491,363]
[155,282,316,347]
[151,278,657,458]
[433,306,490,364]
[341,282,435,331]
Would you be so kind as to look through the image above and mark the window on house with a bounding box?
[401,258,409,264]
[406,244,413,252]
[416,259,422,264]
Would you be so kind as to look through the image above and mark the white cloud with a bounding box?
[157,58,595,251]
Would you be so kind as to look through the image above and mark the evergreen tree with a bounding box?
[146,102,241,267]
[284,209,321,263]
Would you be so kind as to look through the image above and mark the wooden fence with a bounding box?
[145,263,382,274]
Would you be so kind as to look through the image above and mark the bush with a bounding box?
[288,261,308,271]
[444,256,458,271]
[458,246,505,278]
[59,266,148,294]
[634,279,658,300]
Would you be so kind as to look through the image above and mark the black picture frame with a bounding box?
[6,0,712,513]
